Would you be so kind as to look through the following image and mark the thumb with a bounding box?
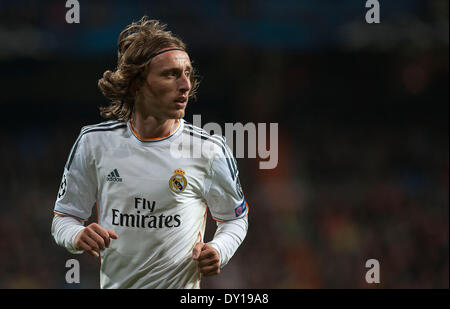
[192,242,204,260]
[107,229,118,239]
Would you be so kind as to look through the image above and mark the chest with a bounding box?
[93,143,208,207]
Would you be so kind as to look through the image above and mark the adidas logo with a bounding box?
[106,169,123,182]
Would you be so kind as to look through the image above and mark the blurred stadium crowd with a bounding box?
[0,0,448,288]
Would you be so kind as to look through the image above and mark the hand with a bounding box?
[74,223,118,258]
[192,242,221,276]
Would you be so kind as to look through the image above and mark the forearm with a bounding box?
[208,216,248,268]
[51,215,85,254]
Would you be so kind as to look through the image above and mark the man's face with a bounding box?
[137,49,192,119]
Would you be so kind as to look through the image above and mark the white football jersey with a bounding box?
[54,119,248,289]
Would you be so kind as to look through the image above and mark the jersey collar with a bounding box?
[127,119,182,143]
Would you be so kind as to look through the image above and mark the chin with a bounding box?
[169,110,185,119]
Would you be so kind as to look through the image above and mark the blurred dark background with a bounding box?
[0,0,448,288]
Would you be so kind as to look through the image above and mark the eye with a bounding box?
[184,70,191,77]
[162,69,177,78]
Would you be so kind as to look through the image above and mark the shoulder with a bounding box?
[182,120,228,148]
[80,120,127,135]
[65,120,127,170]
[74,120,127,150]
[181,120,231,156]
[77,120,127,142]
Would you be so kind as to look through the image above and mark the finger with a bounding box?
[88,249,100,258]
[192,242,205,260]
[76,239,92,252]
[199,265,220,276]
[198,256,220,268]
[90,225,111,248]
[81,233,100,252]
[107,229,118,240]
[104,235,110,249]
[78,239,100,258]
[198,248,216,260]
[85,228,106,250]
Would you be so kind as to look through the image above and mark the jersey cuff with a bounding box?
[54,210,88,222]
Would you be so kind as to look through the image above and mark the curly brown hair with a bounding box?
[98,16,199,121]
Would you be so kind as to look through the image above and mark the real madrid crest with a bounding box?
[169,168,188,193]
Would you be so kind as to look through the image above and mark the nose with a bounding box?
[178,72,191,93]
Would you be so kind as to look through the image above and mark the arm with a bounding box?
[51,215,85,254]
[52,130,117,257]
[193,137,249,276]
[208,216,248,268]
[51,215,118,257]
[193,216,248,276]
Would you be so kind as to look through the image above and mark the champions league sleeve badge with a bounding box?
[57,172,68,201]
[235,200,247,217]
[169,168,188,193]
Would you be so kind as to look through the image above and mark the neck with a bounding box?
[131,113,177,140]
